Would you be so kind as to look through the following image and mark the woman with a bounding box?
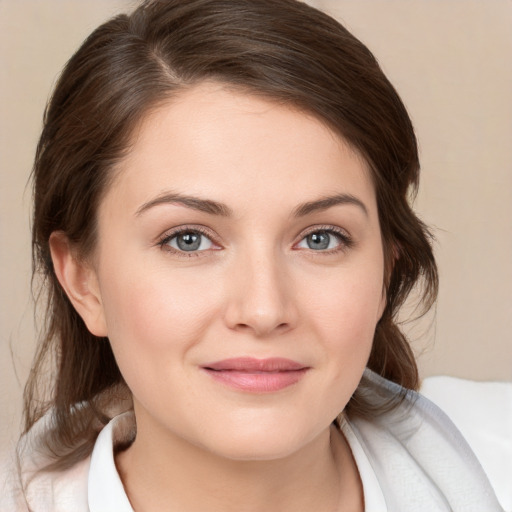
[3,0,504,510]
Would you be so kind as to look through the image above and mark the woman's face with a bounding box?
[89,82,385,460]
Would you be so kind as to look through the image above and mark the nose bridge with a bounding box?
[225,241,296,336]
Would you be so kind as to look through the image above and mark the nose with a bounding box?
[223,249,298,338]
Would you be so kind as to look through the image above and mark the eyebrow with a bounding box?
[135,192,233,217]
[292,193,368,218]
[135,191,368,218]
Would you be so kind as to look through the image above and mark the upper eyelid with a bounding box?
[296,224,351,240]
[158,224,217,243]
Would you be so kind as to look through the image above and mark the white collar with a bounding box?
[88,411,135,512]
[340,417,387,512]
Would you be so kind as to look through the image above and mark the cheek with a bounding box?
[97,263,225,424]
[97,256,222,366]
[312,268,383,336]
[305,261,384,372]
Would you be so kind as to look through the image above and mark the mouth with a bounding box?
[201,357,310,393]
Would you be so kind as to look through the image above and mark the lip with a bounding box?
[201,357,309,393]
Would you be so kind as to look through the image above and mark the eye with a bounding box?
[161,228,216,253]
[295,228,352,252]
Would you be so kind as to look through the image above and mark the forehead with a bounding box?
[104,82,376,217]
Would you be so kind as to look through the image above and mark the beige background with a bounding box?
[1,0,511,457]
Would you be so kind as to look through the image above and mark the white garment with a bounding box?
[1,369,506,511]
[347,371,505,511]
[339,419,387,511]
[421,375,512,511]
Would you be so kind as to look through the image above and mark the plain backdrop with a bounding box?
[1,0,511,458]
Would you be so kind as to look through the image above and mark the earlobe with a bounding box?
[49,231,108,337]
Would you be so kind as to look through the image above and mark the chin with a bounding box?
[197,420,324,462]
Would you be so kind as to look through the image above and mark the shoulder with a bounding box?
[0,445,90,512]
[1,409,136,512]
[421,375,512,512]
[346,369,506,511]
[26,458,91,512]
[0,410,91,512]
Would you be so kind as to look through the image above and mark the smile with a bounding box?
[201,357,310,393]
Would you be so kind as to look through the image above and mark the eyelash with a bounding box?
[157,224,354,258]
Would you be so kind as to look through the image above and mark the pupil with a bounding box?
[177,232,201,251]
[308,231,330,250]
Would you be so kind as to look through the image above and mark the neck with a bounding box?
[116,416,362,512]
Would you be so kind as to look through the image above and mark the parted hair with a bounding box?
[26,0,438,471]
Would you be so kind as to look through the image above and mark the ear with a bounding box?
[49,231,108,337]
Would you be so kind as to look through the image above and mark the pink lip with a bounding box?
[201,357,309,392]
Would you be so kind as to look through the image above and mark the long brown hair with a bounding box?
[26,0,437,471]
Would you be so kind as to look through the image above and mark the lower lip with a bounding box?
[202,369,308,392]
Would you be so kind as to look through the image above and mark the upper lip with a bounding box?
[202,357,307,372]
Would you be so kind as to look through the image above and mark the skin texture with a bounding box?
[50,82,386,511]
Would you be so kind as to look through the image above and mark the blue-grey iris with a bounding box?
[177,232,201,251]
[307,231,330,250]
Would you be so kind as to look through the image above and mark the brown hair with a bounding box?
[26,0,437,470]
